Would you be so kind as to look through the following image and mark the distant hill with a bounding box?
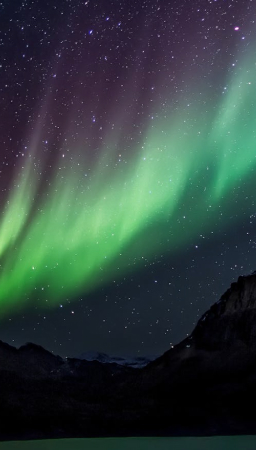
[78,351,158,368]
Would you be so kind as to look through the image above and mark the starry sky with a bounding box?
[0,0,256,358]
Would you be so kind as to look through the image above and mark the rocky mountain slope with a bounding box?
[1,272,256,440]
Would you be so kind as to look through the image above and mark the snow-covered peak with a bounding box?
[78,351,158,368]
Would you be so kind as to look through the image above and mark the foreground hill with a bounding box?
[1,272,256,440]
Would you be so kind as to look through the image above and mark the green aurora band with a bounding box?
[0,55,256,316]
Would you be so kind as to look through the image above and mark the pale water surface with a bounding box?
[1,436,256,450]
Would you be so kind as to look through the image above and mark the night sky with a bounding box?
[0,0,256,358]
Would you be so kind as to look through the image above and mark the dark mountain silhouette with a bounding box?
[1,272,256,441]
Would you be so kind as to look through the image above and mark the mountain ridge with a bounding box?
[1,271,256,440]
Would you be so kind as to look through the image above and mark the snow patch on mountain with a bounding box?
[78,351,158,368]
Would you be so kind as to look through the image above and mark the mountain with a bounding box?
[78,351,158,368]
[192,271,256,350]
[1,272,256,440]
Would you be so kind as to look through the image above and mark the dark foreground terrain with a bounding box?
[1,272,256,440]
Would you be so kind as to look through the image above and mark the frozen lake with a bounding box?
[1,436,256,450]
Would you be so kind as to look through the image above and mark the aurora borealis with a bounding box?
[1,0,256,357]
